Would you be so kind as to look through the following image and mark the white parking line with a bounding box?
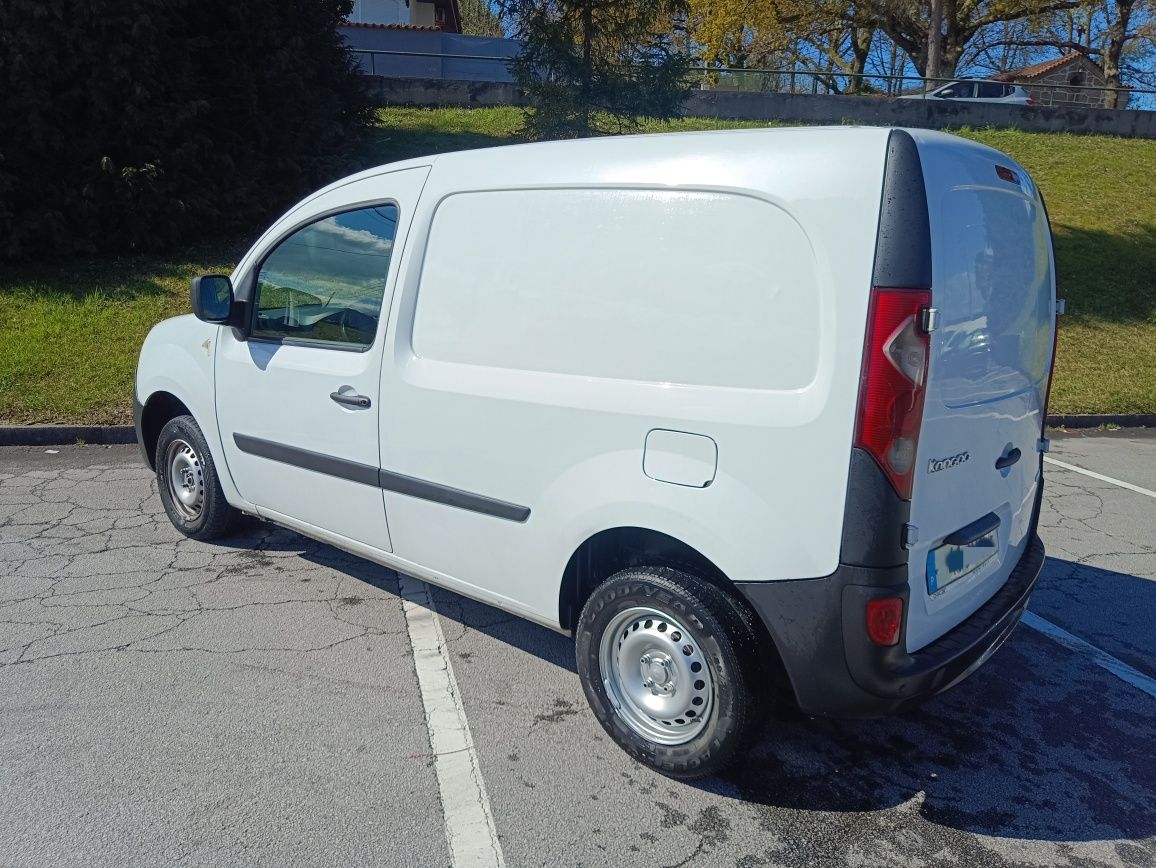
[399,576,506,868]
[1044,456,1156,499]
[1022,611,1156,701]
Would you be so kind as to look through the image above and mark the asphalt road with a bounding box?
[1,430,1154,867]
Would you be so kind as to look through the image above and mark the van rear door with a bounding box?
[903,132,1056,652]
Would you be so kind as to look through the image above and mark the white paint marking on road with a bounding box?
[399,576,505,868]
[1022,611,1156,701]
[1044,456,1156,499]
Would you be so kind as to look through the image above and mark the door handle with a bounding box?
[995,447,1021,470]
[330,391,371,409]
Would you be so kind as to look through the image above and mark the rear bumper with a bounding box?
[735,533,1045,717]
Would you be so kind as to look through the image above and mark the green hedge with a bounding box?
[0,0,373,259]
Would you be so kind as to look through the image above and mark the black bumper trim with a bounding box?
[736,533,1045,718]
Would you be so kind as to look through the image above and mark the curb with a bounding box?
[1,414,1153,448]
[0,425,137,447]
[1047,414,1156,429]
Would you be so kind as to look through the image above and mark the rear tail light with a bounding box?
[866,597,904,646]
[854,287,932,500]
[1026,97,1036,106]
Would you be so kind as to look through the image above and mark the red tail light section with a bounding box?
[866,597,904,646]
[855,287,932,500]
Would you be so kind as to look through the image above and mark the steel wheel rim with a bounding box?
[598,606,714,746]
[165,438,204,521]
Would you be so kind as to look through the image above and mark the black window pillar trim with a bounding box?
[231,433,531,523]
[839,128,933,569]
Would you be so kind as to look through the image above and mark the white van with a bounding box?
[135,127,1055,777]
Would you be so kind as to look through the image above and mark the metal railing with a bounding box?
[349,48,1155,111]
[352,47,517,81]
[689,67,1154,110]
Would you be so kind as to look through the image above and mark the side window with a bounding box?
[977,82,1004,98]
[252,205,399,349]
[939,82,973,99]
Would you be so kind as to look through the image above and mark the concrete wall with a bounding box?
[364,76,1156,139]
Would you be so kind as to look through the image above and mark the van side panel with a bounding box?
[377,129,891,625]
[412,188,820,390]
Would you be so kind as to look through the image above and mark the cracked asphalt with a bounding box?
[2,431,1154,867]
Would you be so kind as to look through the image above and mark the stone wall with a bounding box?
[1026,67,1111,109]
[364,76,1156,139]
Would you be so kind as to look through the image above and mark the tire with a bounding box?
[575,566,767,779]
[155,415,241,541]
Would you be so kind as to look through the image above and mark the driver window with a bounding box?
[252,204,399,349]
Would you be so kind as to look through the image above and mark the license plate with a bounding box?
[927,529,999,595]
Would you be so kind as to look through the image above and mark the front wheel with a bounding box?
[155,415,241,541]
[575,567,766,778]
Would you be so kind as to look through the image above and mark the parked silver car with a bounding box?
[902,80,1035,106]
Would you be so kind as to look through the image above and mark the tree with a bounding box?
[0,0,373,260]
[864,0,1090,78]
[460,0,506,37]
[965,1,1154,106]
[1101,0,1144,105]
[500,0,693,138]
[688,0,881,91]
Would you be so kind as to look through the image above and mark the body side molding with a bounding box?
[232,433,531,522]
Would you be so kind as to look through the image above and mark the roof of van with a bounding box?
[298,125,1021,215]
[376,124,1004,175]
[375,124,893,172]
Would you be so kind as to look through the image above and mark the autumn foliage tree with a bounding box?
[687,0,1129,83]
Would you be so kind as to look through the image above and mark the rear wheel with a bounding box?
[155,415,241,540]
[575,566,765,778]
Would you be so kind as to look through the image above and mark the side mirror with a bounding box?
[190,275,235,324]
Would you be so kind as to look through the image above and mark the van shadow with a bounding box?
[240,528,1156,845]
[706,556,1156,845]
[251,524,579,674]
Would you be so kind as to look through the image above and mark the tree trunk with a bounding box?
[926,0,943,85]
[1102,0,1135,109]
[888,39,899,94]
[580,0,593,131]
[848,26,872,93]
[940,0,960,78]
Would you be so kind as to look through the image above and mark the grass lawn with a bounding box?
[2,107,1154,423]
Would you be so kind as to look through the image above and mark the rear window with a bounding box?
[411,188,820,390]
[936,187,1053,407]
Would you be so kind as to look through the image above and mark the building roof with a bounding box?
[994,53,1095,82]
